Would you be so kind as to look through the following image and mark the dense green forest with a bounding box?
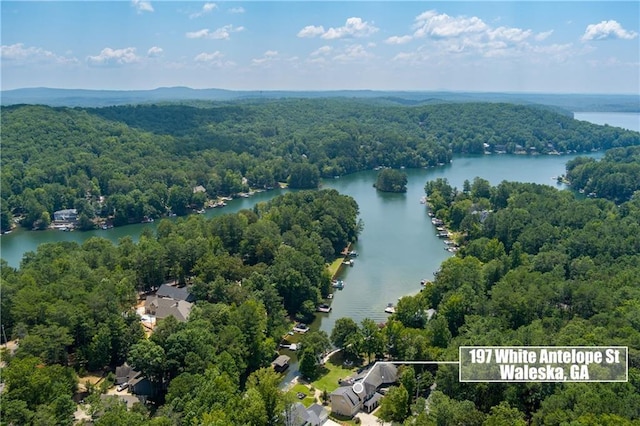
[0,189,359,425]
[565,146,640,203]
[373,177,640,425]
[374,168,408,193]
[2,100,638,232]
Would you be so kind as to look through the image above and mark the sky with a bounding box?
[1,1,639,94]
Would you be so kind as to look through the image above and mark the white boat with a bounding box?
[384,303,396,314]
[293,323,310,333]
[332,280,345,289]
[317,304,332,313]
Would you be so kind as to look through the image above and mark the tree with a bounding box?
[127,339,167,385]
[331,317,359,350]
[299,349,318,380]
[288,163,320,189]
[374,169,408,193]
[483,401,526,426]
[377,384,409,423]
[360,318,383,363]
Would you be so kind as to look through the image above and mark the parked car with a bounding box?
[116,382,129,392]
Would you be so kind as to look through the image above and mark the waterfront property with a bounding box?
[330,362,398,418]
[53,208,78,222]
[272,355,291,373]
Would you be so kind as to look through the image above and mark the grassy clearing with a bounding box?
[327,258,345,279]
[311,351,357,393]
[288,383,316,408]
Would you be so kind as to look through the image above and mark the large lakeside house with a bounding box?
[330,362,398,418]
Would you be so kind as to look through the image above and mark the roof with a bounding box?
[272,355,290,367]
[286,403,310,426]
[307,403,329,423]
[156,284,195,302]
[54,208,77,215]
[193,185,206,193]
[330,386,361,408]
[145,296,193,322]
[363,392,383,410]
[362,363,398,396]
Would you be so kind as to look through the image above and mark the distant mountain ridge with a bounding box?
[2,86,639,111]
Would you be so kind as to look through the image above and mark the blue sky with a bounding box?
[1,1,638,93]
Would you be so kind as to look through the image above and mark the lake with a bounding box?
[1,153,605,332]
[574,112,640,132]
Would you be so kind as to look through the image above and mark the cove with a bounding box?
[2,153,603,331]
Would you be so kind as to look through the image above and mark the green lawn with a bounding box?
[288,383,316,408]
[311,351,358,393]
[327,258,345,279]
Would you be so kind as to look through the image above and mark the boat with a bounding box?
[343,259,354,266]
[332,280,345,289]
[420,196,426,204]
[317,304,332,313]
[326,293,334,299]
[420,279,431,286]
[384,303,396,314]
[348,250,358,257]
[293,323,310,333]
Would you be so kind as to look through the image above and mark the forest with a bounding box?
[565,146,640,203]
[0,189,360,425]
[2,99,639,232]
[374,174,640,425]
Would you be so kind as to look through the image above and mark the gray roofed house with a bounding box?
[285,402,329,426]
[272,354,291,373]
[156,283,195,302]
[330,362,398,418]
[53,208,78,222]
[145,296,193,322]
[115,363,132,385]
[330,385,361,418]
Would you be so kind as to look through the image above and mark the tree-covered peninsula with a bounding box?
[0,189,360,425]
[2,99,638,232]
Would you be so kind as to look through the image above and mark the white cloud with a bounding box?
[385,35,413,45]
[186,25,244,40]
[195,51,222,62]
[297,25,325,38]
[131,0,153,14]
[333,44,373,62]
[147,46,163,57]
[535,30,554,41]
[194,51,235,67]
[1,43,77,65]
[581,20,638,41]
[322,17,378,40]
[87,47,139,67]
[487,27,532,43]
[413,10,488,38]
[190,3,216,19]
[311,46,332,56]
[229,6,245,14]
[252,50,279,65]
[297,17,378,40]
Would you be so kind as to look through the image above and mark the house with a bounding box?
[272,355,290,373]
[113,363,155,397]
[115,363,133,385]
[129,371,154,397]
[330,362,398,418]
[156,283,195,302]
[193,185,206,194]
[330,386,361,418]
[100,394,144,410]
[144,296,193,322]
[53,209,78,222]
[285,402,329,426]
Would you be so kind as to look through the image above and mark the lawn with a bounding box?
[288,383,316,408]
[311,351,358,393]
[327,258,345,279]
